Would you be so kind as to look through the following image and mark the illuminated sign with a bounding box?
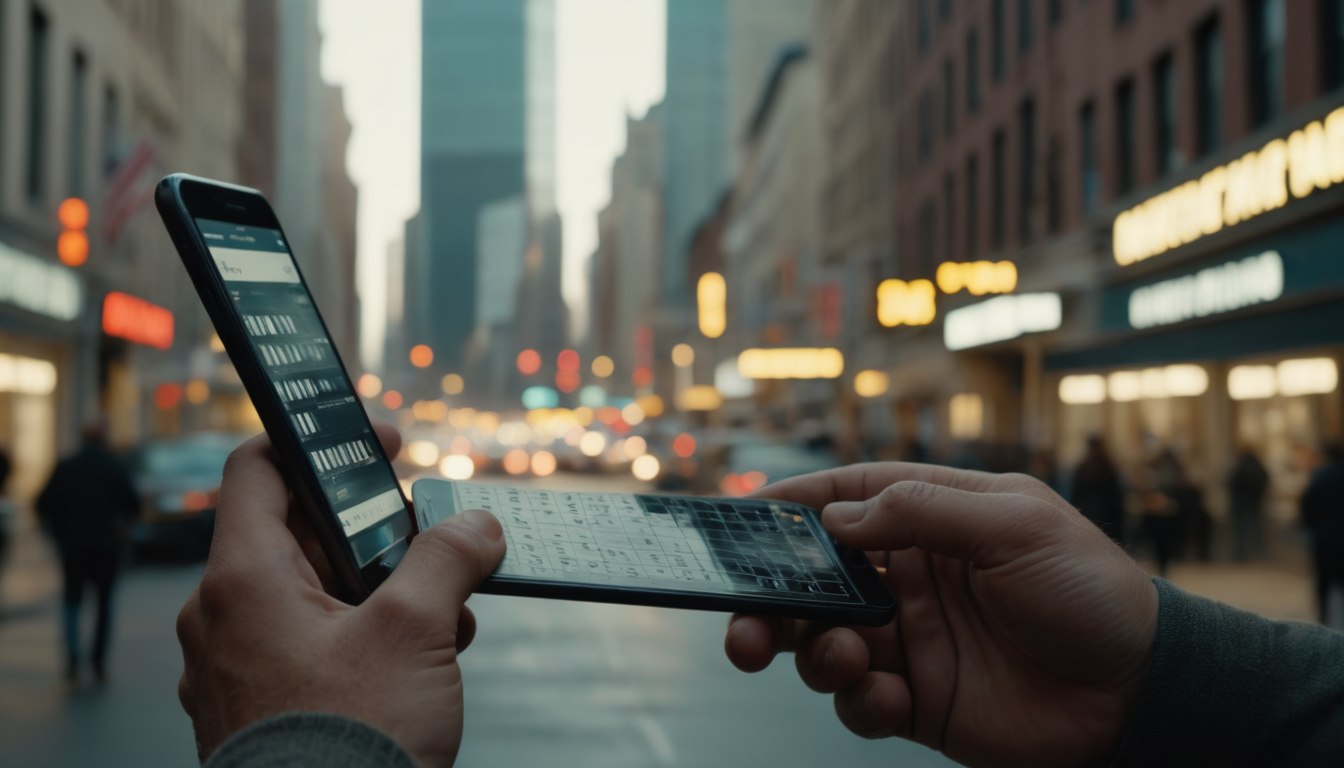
[853,370,890,398]
[736,348,844,379]
[102,291,174,350]
[1113,107,1344,266]
[1128,250,1283,329]
[0,353,57,395]
[698,273,726,338]
[944,293,1061,351]
[935,261,1017,295]
[0,241,83,321]
[676,385,725,411]
[876,279,936,327]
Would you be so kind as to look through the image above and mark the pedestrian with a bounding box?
[1070,436,1125,543]
[0,448,15,577]
[1301,442,1344,625]
[36,423,139,682]
[1228,446,1270,561]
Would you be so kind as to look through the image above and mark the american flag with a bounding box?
[102,139,156,242]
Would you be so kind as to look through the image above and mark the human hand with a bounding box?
[725,464,1158,768]
[177,424,505,767]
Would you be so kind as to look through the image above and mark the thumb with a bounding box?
[367,509,506,624]
[822,481,1065,568]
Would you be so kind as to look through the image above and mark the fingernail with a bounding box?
[823,642,838,676]
[824,502,865,526]
[456,509,502,541]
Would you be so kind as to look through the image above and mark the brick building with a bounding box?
[877,0,1344,525]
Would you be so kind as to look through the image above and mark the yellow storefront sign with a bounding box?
[1113,106,1344,266]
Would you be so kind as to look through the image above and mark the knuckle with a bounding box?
[194,566,253,615]
[416,522,486,572]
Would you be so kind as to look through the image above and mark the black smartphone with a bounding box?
[412,479,897,626]
[155,174,413,603]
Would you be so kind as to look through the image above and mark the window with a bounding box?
[918,198,938,275]
[991,129,1006,251]
[945,173,957,259]
[966,154,980,256]
[1019,0,1033,54]
[69,51,88,198]
[943,58,956,136]
[1195,17,1223,156]
[1154,53,1180,176]
[103,84,121,175]
[1019,98,1035,245]
[966,29,982,113]
[1115,79,1137,195]
[918,0,932,54]
[1048,0,1063,26]
[1324,0,1344,91]
[1116,0,1136,25]
[1248,0,1286,127]
[1080,101,1100,214]
[992,0,1006,81]
[1046,137,1063,233]
[27,8,50,205]
[919,88,936,164]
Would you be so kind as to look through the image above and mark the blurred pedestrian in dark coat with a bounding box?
[1302,443,1344,625]
[1071,436,1125,544]
[36,424,138,682]
[1228,447,1270,561]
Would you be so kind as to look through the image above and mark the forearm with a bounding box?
[1110,578,1344,766]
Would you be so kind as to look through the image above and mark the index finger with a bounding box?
[749,462,997,510]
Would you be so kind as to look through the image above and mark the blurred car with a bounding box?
[127,432,249,561]
[716,439,842,496]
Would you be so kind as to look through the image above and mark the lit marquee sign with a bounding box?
[1113,107,1344,266]
[944,293,1062,351]
[102,291,174,350]
[0,241,83,321]
[1128,250,1283,330]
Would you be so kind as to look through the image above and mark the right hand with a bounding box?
[724,464,1158,768]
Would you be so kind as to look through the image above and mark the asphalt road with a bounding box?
[0,472,962,768]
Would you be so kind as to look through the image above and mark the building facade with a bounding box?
[881,0,1344,527]
[0,0,248,502]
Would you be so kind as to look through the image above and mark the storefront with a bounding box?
[1045,116,1344,527]
[0,239,89,503]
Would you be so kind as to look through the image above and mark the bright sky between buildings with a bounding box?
[319,0,664,367]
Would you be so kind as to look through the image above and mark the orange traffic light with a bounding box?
[57,198,89,267]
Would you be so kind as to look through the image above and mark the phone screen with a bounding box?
[416,480,863,604]
[196,217,412,567]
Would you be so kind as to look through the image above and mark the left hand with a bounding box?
[176,424,505,766]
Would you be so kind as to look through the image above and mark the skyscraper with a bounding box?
[418,0,529,369]
[661,0,729,308]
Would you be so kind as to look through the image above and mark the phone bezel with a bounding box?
[155,173,411,603]
[412,478,897,627]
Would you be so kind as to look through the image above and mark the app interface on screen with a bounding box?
[197,218,410,566]
[420,482,860,603]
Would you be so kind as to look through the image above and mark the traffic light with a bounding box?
[57,198,89,267]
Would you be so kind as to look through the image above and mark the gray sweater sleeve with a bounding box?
[1110,578,1344,767]
[202,712,417,768]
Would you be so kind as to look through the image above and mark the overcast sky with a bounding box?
[319,0,664,369]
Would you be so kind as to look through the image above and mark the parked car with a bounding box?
[127,432,248,561]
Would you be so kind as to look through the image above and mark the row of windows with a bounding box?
[23,6,123,209]
[920,1,1344,215]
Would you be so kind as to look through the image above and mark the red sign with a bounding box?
[103,291,174,350]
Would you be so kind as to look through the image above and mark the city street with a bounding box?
[2,470,1337,767]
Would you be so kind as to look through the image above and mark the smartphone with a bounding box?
[156,174,413,603]
[412,479,897,626]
